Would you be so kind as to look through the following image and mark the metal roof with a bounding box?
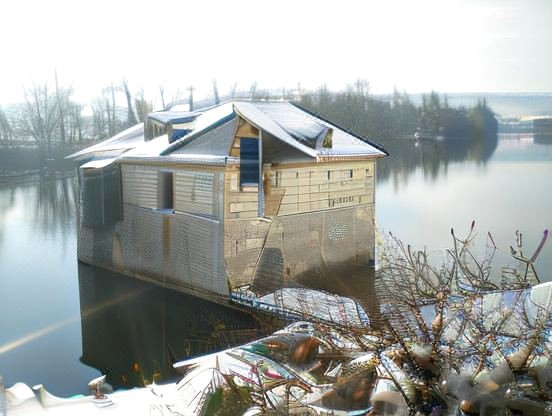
[171,118,237,157]
[292,102,389,157]
[80,157,118,169]
[147,110,198,125]
[233,102,318,158]
[66,123,145,160]
[162,101,387,159]
[69,100,387,167]
[161,102,236,156]
[248,102,329,149]
[119,154,234,166]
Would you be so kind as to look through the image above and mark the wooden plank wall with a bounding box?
[273,160,375,216]
[225,160,375,219]
[225,165,259,219]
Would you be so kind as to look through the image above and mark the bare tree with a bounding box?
[122,79,138,127]
[91,97,109,140]
[229,82,238,100]
[212,79,220,104]
[54,70,68,144]
[0,107,14,145]
[249,81,258,100]
[188,86,194,111]
[134,89,152,122]
[105,83,117,137]
[68,102,84,143]
[18,82,61,155]
[159,85,166,109]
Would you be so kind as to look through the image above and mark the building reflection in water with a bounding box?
[77,263,283,389]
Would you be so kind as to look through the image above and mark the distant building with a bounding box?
[69,101,387,311]
[534,117,552,143]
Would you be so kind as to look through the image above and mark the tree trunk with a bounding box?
[122,79,138,127]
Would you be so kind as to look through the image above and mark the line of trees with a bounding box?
[298,83,498,140]
[0,77,287,156]
[0,75,156,156]
[0,77,498,159]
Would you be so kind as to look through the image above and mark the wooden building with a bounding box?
[70,101,387,311]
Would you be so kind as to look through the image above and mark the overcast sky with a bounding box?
[1,0,551,106]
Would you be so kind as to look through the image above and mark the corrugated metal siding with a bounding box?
[175,171,216,217]
[77,223,116,268]
[79,165,123,227]
[121,164,158,209]
[81,169,104,226]
[77,223,95,264]
[122,164,221,218]
[113,204,228,296]
[173,213,226,293]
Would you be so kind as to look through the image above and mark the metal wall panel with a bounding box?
[122,164,220,219]
[121,164,158,209]
[77,223,95,264]
[80,165,122,228]
[175,171,217,217]
[110,204,228,296]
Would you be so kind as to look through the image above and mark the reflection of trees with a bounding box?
[0,186,17,254]
[0,176,75,256]
[33,175,76,243]
[377,133,498,187]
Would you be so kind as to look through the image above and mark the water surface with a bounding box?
[376,136,552,278]
[1,134,551,396]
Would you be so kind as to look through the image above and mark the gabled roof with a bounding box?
[70,100,387,166]
[161,100,387,160]
[233,102,318,158]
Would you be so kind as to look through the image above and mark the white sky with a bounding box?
[1,0,551,106]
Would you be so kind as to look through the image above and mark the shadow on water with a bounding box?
[77,264,282,389]
[376,132,499,187]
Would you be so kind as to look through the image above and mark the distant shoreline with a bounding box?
[0,144,81,177]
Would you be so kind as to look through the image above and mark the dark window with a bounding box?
[158,171,174,210]
[240,138,259,187]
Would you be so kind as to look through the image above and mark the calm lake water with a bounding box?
[1,134,552,397]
